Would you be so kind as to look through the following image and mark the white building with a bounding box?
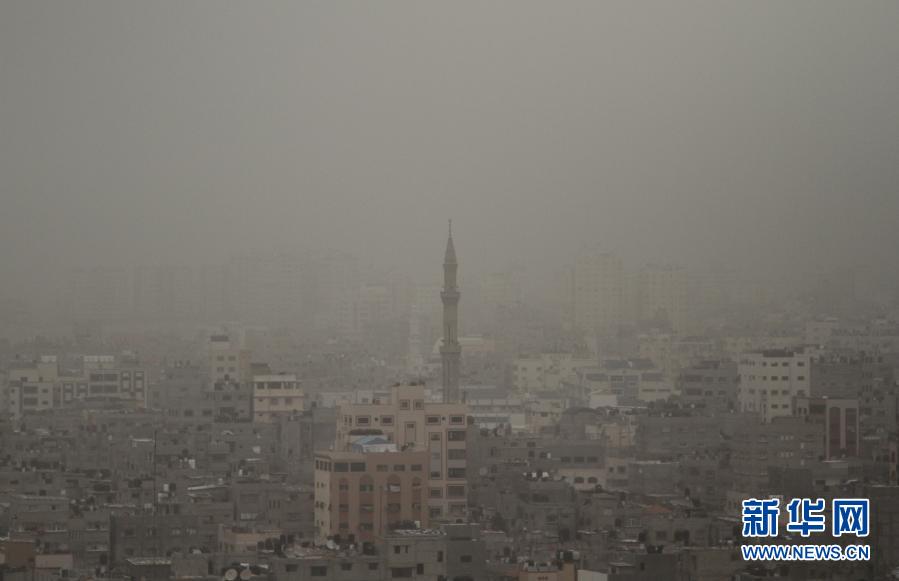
[737,348,812,422]
[509,353,595,393]
[252,373,304,422]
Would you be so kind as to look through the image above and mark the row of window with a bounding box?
[740,360,806,367]
[742,388,807,396]
[349,415,465,427]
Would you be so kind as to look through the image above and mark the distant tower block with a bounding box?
[440,220,462,403]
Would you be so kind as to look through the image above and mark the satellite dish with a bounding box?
[239,569,252,580]
[224,569,238,581]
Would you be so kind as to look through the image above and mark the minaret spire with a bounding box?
[440,221,461,403]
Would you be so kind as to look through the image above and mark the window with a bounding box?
[377,464,388,472]
[400,400,410,410]
[448,449,466,460]
[393,464,406,471]
[427,415,441,425]
[310,566,327,576]
[340,563,352,571]
[410,464,423,472]
[430,433,441,441]
[460,555,472,563]
[430,487,443,498]
[448,430,466,442]
[334,462,348,472]
[381,416,394,426]
[350,462,366,472]
[356,416,371,426]
[447,485,466,498]
[448,467,466,479]
[450,415,465,424]
[285,564,298,573]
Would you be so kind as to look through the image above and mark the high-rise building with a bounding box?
[571,250,624,338]
[635,264,689,333]
[440,222,461,404]
[208,333,251,385]
[737,348,812,422]
[335,383,468,523]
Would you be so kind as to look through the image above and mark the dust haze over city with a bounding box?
[2,2,899,581]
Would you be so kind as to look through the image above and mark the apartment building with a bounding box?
[509,353,595,393]
[252,373,305,423]
[737,348,812,422]
[6,356,59,420]
[208,333,252,385]
[334,384,468,523]
[313,445,429,544]
[571,251,624,337]
[794,396,860,459]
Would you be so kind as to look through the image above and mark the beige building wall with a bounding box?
[313,449,429,544]
[252,374,304,423]
[208,334,252,385]
[335,384,468,522]
[737,348,812,422]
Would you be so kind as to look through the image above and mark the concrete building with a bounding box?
[381,524,484,581]
[335,383,468,522]
[252,373,304,423]
[571,250,624,338]
[313,446,429,544]
[208,333,251,385]
[794,396,860,459]
[730,415,824,497]
[634,264,689,334]
[6,356,59,420]
[576,359,673,404]
[463,388,526,432]
[509,353,595,393]
[676,359,738,411]
[737,348,812,422]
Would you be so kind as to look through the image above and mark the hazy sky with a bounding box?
[2,1,898,302]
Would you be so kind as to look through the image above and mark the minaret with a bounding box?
[440,220,461,403]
